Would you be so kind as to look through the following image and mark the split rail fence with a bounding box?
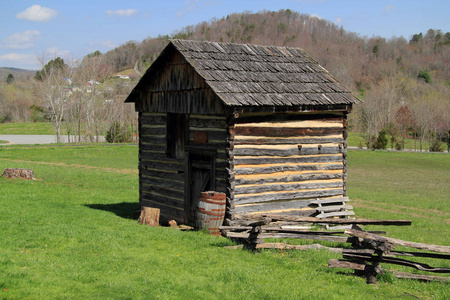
[220,214,450,284]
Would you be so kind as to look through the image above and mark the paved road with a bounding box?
[0,135,105,145]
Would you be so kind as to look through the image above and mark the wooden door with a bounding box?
[184,148,216,225]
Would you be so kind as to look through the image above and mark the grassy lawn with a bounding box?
[0,145,448,299]
[0,122,55,135]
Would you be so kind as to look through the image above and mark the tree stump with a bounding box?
[138,207,160,227]
[1,168,35,180]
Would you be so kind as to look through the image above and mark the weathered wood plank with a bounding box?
[234,189,344,204]
[141,160,184,172]
[238,214,412,226]
[256,243,344,253]
[234,113,343,124]
[235,181,343,195]
[311,197,349,204]
[235,163,343,175]
[390,271,450,282]
[234,126,342,137]
[342,249,450,260]
[342,253,450,273]
[345,229,450,253]
[140,168,184,182]
[234,154,342,165]
[315,204,353,213]
[328,259,366,271]
[234,171,343,185]
[234,137,344,145]
[317,211,355,218]
[224,231,352,243]
[140,176,183,190]
[233,146,343,156]
[142,184,184,200]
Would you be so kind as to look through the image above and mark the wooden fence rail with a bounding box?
[220,216,449,283]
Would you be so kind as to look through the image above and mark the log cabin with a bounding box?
[125,39,361,225]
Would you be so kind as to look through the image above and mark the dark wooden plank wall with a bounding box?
[228,112,346,217]
[139,112,186,223]
[136,51,226,115]
[188,114,228,193]
[139,112,229,224]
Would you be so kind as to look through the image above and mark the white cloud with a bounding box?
[335,17,342,25]
[1,30,41,49]
[0,53,39,68]
[383,4,396,14]
[310,14,323,19]
[16,5,58,22]
[106,9,138,17]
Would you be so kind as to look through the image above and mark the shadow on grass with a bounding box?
[85,202,140,219]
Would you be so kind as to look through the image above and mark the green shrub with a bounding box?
[105,121,130,143]
[373,130,388,150]
[429,139,443,152]
[418,70,432,83]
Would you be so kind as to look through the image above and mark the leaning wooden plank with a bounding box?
[343,249,450,260]
[345,229,450,254]
[342,253,450,273]
[262,228,347,235]
[315,204,354,213]
[328,259,366,271]
[238,214,412,226]
[316,210,355,218]
[311,197,350,204]
[256,243,343,253]
[225,231,352,243]
[390,271,450,282]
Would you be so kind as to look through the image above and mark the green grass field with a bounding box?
[0,145,448,299]
[0,122,55,135]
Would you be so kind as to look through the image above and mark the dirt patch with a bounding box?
[0,158,138,175]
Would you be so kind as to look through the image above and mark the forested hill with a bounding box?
[104,9,449,91]
[101,9,449,149]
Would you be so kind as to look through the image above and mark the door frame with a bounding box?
[184,146,217,225]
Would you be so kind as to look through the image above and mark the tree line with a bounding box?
[0,9,448,149]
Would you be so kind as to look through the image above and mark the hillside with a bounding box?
[0,67,35,81]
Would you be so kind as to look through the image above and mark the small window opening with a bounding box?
[166,113,186,159]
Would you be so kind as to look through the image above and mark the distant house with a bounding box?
[125,39,361,225]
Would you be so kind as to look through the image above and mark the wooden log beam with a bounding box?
[342,252,450,273]
[256,243,343,253]
[328,259,366,271]
[345,229,450,253]
[238,214,412,226]
[390,271,450,282]
[224,231,352,243]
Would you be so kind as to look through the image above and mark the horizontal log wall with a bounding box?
[139,112,186,224]
[229,112,346,217]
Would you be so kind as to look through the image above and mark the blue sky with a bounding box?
[0,0,449,70]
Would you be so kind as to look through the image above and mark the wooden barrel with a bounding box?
[195,191,226,235]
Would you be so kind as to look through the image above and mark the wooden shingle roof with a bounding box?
[126,39,361,107]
